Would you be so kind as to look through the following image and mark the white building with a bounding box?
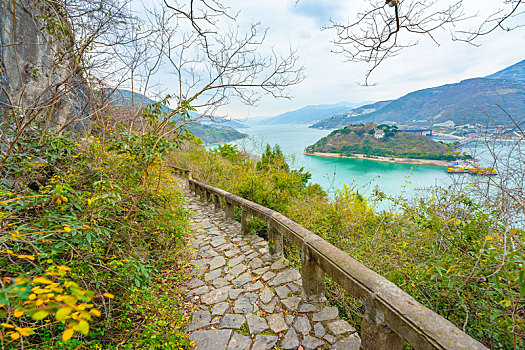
[374,130,385,139]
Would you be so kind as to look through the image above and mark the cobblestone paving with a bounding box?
[177,176,361,350]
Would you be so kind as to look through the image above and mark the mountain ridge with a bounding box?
[259,102,370,125]
[103,88,248,144]
[310,59,525,130]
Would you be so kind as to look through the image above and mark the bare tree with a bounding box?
[0,0,136,172]
[325,0,525,84]
[1,0,304,175]
[101,0,305,151]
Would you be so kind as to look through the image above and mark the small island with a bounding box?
[305,123,469,166]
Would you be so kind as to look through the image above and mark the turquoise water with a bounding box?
[210,124,452,200]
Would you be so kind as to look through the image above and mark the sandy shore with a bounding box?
[304,152,450,167]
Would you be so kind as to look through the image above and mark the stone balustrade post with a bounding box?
[194,185,200,198]
[360,294,404,350]
[301,245,326,301]
[224,200,234,219]
[241,209,250,235]
[268,222,283,256]
[213,194,221,212]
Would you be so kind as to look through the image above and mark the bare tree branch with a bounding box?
[324,0,524,85]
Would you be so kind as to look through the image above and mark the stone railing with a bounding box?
[172,166,487,350]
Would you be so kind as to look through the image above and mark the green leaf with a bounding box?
[492,274,501,289]
[56,307,72,322]
[32,310,50,320]
[77,320,89,335]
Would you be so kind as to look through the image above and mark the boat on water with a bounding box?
[447,166,497,175]
[472,167,498,176]
[446,167,468,174]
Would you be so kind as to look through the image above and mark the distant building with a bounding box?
[400,129,433,136]
[374,130,385,139]
[434,120,455,128]
[458,124,475,129]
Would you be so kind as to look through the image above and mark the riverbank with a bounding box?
[304,151,450,167]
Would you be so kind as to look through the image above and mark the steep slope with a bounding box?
[104,89,247,144]
[311,59,525,130]
[260,102,369,125]
[486,59,525,82]
[357,78,525,125]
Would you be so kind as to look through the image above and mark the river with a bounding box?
[210,124,453,202]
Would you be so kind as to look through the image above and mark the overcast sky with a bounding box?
[135,1,525,118]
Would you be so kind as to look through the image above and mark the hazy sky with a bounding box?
[136,1,525,118]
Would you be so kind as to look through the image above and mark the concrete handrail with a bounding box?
[172,166,487,350]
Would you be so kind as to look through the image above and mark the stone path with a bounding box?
[177,176,361,350]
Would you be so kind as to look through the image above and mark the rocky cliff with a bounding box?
[0,0,91,132]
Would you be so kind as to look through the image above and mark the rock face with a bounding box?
[0,0,91,133]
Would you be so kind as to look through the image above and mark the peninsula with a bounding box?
[305,123,469,166]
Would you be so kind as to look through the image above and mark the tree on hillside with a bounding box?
[257,144,290,172]
[0,0,137,173]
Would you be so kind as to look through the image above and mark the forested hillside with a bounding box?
[0,0,300,347]
[306,123,462,160]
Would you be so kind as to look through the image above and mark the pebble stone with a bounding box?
[328,319,356,335]
[282,328,300,349]
[314,322,326,337]
[189,329,231,350]
[227,332,252,350]
[219,314,245,329]
[260,286,274,304]
[313,306,339,322]
[275,285,291,298]
[267,313,288,333]
[252,335,278,350]
[246,313,268,334]
[293,315,312,335]
[302,335,326,349]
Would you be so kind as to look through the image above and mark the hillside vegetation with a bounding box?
[0,110,194,348]
[171,140,524,349]
[306,123,464,160]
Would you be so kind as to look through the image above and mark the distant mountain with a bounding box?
[259,102,370,125]
[199,116,248,129]
[486,59,525,82]
[310,101,392,129]
[104,88,158,107]
[103,88,247,144]
[311,60,525,130]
